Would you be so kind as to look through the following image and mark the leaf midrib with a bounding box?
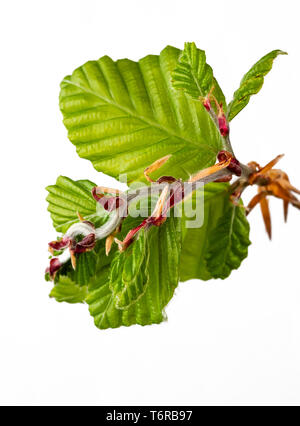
[187,61,205,98]
[62,79,216,154]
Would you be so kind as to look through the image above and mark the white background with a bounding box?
[1,0,300,406]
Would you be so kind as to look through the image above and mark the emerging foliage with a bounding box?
[172,42,226,111]
[46,176,107,233]
[228,50,287,121]
[87,215,181,329]
[44,41,292,330]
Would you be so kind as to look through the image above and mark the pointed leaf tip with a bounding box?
[171,41,226,110]
[228,49,287,121]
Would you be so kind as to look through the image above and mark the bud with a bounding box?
[202,97,211,112]
[217,104,229,137]
[201,86,215,112]
[217,150,242,177]
[229,158,242,177]
[45,258,62,280]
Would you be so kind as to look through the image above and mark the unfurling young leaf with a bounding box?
[172,42,214,99]
[171,42,226,110]
[46,176,108,233]
[228,50,287,121]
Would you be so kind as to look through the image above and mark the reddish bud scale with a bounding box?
[217,150,229,163]
[48,231,96,276]
[120,221,147,250]
[217,151,242,177]
[73,233,96,253]
[82,220,95,229]
[229,158,242,177]
[100,196,123,212]
[218,115,229,137]
[92,187,124,212]
[162,182,185,213]
[49,236,70,252]
[152,216,167,227]
[91,187,102,202]
[214,175,232,183]
[45,258,62,280]
[202,97,211,112]
[157,176,178,184]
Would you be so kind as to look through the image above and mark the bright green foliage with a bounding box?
[46,176,106,233]
[109,230,149,309]
[180,183,231,281]
[172,42,226,110]
[59,46,224,184]
[50,276,88,304]
[172,42,214,98]
[71,251,97,286]
[52,250,97,287]
[44,42,286,329]
[87,215,181,329]
[228,50,287,121]
[205,200,251,279]
[180,183,251,281]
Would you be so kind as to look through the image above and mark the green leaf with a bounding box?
[180,183,251,281]
[180,183,229,281]
[50,276,88,304]
[109,230,149,309]
[172,42,226,110]
[205,198,251,279]
[86,214,181,329]
[55,250,97,286]
[72,251,97,285]
[172,42,213,99]
[46,176,107,233]
[228,50,287,121]
[59,46,224,184]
